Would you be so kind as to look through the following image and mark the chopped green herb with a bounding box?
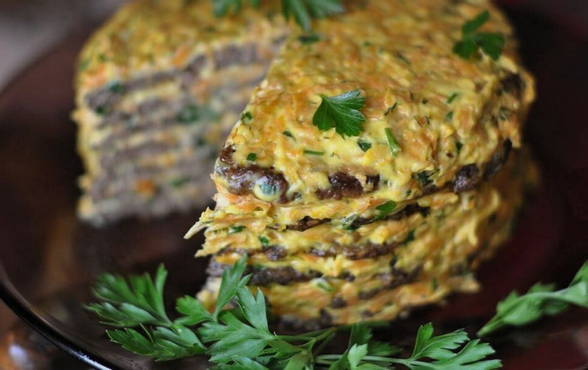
[240,111,253,123]
[108,81,125,94]
[315,278,333,292]
[456,140,463,154]
[79,58,91,72]
[282,130,294,138]
[384,102,398,116]
[402,229,416,245]
[357,139,372,152]
[304,149,325,156]
[453,10,506,61]
[95,106,108,116]
[446,92,460,104]
[479,261,588,336]
[246,153,257,161]
[445,111,454,121]
[376,200,397,219]
[298,33,321,44]
[341,214,360,231]
[170,177,191,188]
[228,225,246,234]
[431,278,439,291]
[258,236,270,246]
[312,90,366,138]
[98,53,108,62]
[177,105,200,124]
[414,170,436,188]
[385,128,402,156]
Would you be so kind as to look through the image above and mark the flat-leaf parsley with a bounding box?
[453,10,505,61]
[313,90,366,138]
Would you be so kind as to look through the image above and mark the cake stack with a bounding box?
[189,0,536,326]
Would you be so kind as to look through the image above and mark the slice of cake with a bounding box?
[73,0,287,225]
[188,0,537,326]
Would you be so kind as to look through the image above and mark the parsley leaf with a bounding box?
[316,323,498,369]
[213,256,249,320]
[396,323,501,370]
[282,0,344,31]
[313,90,367,138]
[107,326,205,361]
[478,261,588,336]
[214,0,344,31]
[453,10,506,61]
[86,264,171,327]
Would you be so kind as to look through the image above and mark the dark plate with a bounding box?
[1,3,588,370]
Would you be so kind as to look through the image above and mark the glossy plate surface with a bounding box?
[1,4,588,370]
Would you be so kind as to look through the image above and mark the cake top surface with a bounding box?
[211,0,534,212]
[76,0,286,94]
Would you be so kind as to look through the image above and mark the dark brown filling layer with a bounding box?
[217,146,290,202]
[207,259,419,291]
[286,216,331,231]
[483,139,512,179]
[356,266,421,300]
[207,260,321,286]
[85,41,279,114]
[89,163,214,201]
[310,241,401,261]
[345,203,430,230]
[499,73,524,99]
[83,40,284,213]
[316,173,380,200]
[216,141,513,204]
[86,71,178,115]
[285,203,429,232]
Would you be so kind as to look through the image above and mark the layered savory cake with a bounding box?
[186,0,537,326]
[74,0,287,225]
[76,0,536,325]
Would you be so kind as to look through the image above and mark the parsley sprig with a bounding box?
[453,10,506,61]
[313,90,367,138]
[213,0,343,31]
[478,261,588,336]
[316,323,501,369]
[88,257,503,368]
[88,259,588,368]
